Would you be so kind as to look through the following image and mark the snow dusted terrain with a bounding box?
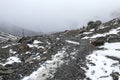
[84,42,120,80]
[23,49,67,80]
[0,18,120,80]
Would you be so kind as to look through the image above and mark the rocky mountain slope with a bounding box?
[0,18,120,80]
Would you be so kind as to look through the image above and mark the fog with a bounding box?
[0,0,120,33]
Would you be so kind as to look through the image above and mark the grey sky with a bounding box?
[0,0,120,33]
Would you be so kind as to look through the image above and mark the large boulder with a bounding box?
[87,21,95,30]
[87,20,102,30]
[110,72,120,80]
[90,37,106,46]
[87,21,94,26]
[94,20,102,27]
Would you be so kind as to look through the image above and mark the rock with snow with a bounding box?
[90,37,106,46]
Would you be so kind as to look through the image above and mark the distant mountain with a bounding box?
[0,23,43,36]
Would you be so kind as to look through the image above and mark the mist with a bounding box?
[0,0,120,33]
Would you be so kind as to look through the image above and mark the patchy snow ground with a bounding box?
[84,42,120,80]
[27,44,45,49]
[82,27,120,39]
[22,49,67,80]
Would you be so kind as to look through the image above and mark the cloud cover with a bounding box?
[0,0,120,33]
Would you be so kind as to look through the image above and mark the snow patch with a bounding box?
[0,56,21,66]
[82,36,90,39]
[56,38,60,40]
[33,40,43,44]
[2,45,11,48]
[22,50,67,80]
[90,34,105,38]
[65,40,80,45]
[90,29,95,32]
[83,32,92,35]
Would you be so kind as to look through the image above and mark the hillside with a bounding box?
[0,23,42,36]
[0,18,120,80]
